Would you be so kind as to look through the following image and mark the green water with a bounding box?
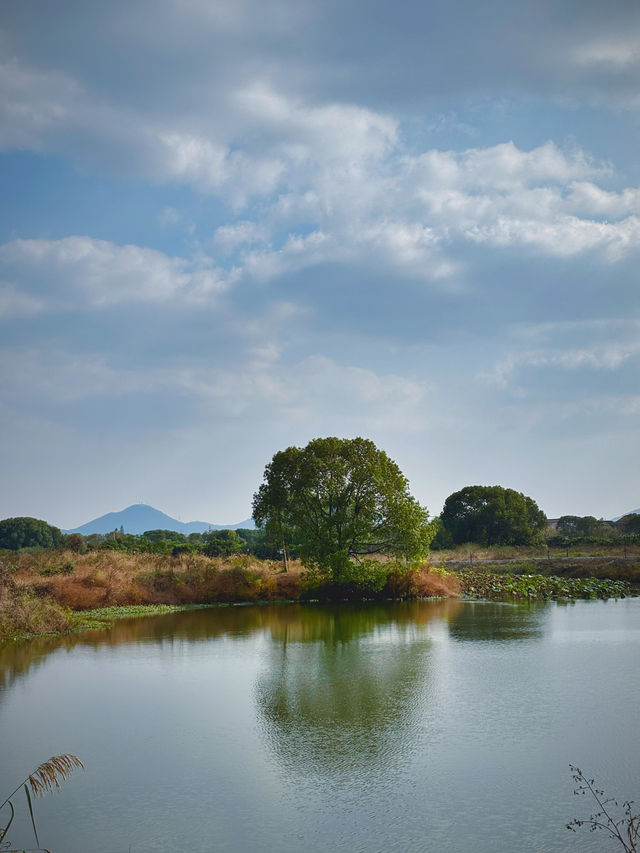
[1,598,638,852]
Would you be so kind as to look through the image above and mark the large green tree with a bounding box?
[252,437,434,583]
[0,517,63,550]
[440,485,547,546]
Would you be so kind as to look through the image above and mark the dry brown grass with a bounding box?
[431,541,640,563]
[8,550,304,610]
[384,564,461,598]
[0,560,72,637]
[4,550,460,613]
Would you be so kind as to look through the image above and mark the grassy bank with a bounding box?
[432,541,640,562]
[3,546,637,641]
[0,551,460,640]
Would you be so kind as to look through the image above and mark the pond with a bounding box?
[1,598,639,853]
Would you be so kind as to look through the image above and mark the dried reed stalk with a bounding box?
[1,754,83,849]
[27,755,84,797]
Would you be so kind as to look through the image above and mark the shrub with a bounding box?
[0,517,63,550]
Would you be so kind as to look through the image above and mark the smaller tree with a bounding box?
[0,517,63,551]
[201,529,244,558]
[143,529,188,543]
[63,533,85,554]
[440,485,547,546]
[556,515,603,539]
[617,514,640,536]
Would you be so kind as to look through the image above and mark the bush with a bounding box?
[0,517,63,550]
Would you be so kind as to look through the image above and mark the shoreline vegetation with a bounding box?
[1,545,638,642]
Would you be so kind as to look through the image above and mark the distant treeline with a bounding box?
[82,527,286,559]
[0,517,284,559]
[1,500,639,558]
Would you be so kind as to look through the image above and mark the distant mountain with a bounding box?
[612,508,640,521]
[64,504,255,536]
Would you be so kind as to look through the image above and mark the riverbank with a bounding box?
[0,550,460,640]
[2,548,637,641]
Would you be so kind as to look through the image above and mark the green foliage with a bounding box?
[143,529,188,543]
[40,560,75,576]
[618,513,640,536]
[235,528,282,559]
[63,532,86,553]
[440,485,547,547]
[429,517,454,550]
[556,515,610,539]
[459,571,630,600]
[253,436,435,583]
[201,529,244,557]
[0,517,63,550]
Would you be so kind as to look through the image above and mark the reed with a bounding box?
[0,754,83,850]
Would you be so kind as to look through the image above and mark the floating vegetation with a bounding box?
[70,603,181,632]
[459,571,632,601]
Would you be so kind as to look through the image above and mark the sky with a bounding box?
[1,0,639,528]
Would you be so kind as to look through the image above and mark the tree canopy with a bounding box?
[252,437,434,583]
[617,513,640,535]
[440,485,547,546]
[0,517,63,550]
[555,515,605,539]
[201,529,245,557]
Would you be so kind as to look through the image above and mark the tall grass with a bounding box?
[0,561,72,638]
[4,550,460,619]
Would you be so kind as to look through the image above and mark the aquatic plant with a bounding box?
[0,754,83,851]
[459,571,631,600]
[568,765,639,852]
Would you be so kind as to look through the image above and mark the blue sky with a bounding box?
[1,0,639,527]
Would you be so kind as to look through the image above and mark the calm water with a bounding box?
[1,598,639,853]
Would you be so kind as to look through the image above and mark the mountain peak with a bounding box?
[64,504,254,535]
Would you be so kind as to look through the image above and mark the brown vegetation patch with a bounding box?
[0,560,72,637]
[384,565,461,598]
[2,550,459,637]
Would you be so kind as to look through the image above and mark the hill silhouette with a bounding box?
[64,504,254,535]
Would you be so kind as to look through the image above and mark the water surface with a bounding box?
[1,599,638,852]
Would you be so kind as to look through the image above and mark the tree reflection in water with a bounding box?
[254,601,461,780]
[447,600,545,643]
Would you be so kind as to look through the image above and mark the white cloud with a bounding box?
[573,36,640,69]
[0,343,428,435]
[0,60,81,150]
[3,44,640,292]
[158,207,182,226]
[3,130,640,310]
[463,214,640,259]
[566,182,640,217]
[0,237,228,310]
[0,281,44,318]
[481,341,640,390]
